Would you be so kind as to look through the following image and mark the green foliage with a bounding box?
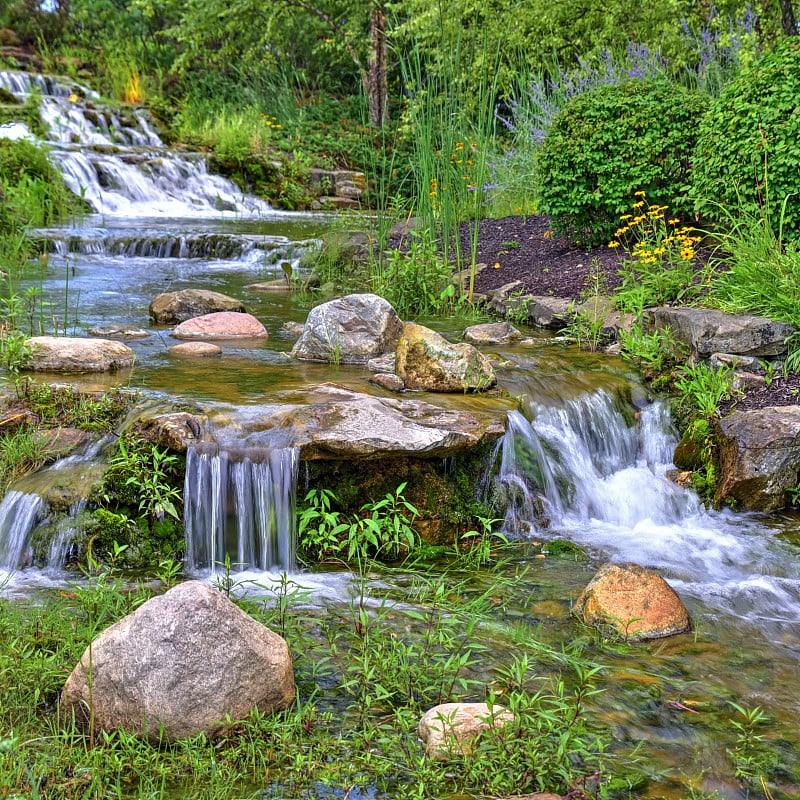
[21,384,133,433]
[691,39,800,241]
[674,362,738,419]
[560,257,609,351]
[536,80,708,247]
[618,323,687,381]
[0,426,46,491]
[727,703,779,787]
[297,487,350,561]
[708,203,800,365]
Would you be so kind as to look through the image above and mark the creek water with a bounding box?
[1,70,799,797]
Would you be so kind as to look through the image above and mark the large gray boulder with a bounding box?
[25,336,135,373]
[291,293,403,363]
[648,307,794,358]
[714,405,800,511]
[462,321,522,345]
[396,323,496,392]
[149,289,246,323]
[60,581,295,742]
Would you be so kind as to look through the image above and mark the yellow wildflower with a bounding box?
[634,190,646,197]
[608,241,620,248]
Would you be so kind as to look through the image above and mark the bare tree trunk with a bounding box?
[367,3,388,127]
[779,0,797,34]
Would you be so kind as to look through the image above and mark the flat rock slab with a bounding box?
[649,307,794,358]
[204,385,505,460]
[714,404,800,511]
[574,562,691,641]
[25,336,135,373]
[149,289,246,323]
[172,312,267,340]
[463,321,522,345]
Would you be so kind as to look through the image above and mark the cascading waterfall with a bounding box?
[496,390,800,645]
[0,68,272,218]
[184,445,299,573]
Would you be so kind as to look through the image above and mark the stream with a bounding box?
[1,69,799,798]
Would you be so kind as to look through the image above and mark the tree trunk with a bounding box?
[367,3,388,127]
[779,0,797,34]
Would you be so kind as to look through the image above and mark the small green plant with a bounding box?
[674,362,738,419]
[349,482,419,562]
[727,703,777,790]
[618,322,687,382]
[455,515,507,565]
[561,257,608,351]
[297,488,350,561]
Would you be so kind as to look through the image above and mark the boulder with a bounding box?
[149,289,246,323]
[203,385,505,460]
[88,323,150,340]
[396,323,496,392]
[25,337,135,373]
[367,353,396,373]
[171,312,267,340]
[648,307,794,358]
[132,411,204,453]
[291,294,403,363]
[369,373,404,393]
[463,321,522,345]
[60,581,295,743]
[573,562,691,640]
[169,342,222,357]
[418,702,514,760]
[279,321,306,338]
[714,405,800,511]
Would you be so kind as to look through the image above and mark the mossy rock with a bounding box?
[541,539,588,559]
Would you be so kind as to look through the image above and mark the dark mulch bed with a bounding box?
[465,214,623,300]
[458,213,800,412]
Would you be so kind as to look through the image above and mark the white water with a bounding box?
[184,445,299,574]
[0,491,46,571]
[497,392,800,648]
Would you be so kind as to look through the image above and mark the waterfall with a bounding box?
[0,68,273,218]
[184,445,299,573]
[0,491,47,570]
[496,391,699,533]
[496,390,800,639]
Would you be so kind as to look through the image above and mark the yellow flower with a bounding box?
[634,190,646,197]
[668,218,680,225]
[633,201,645,209]
[608,240,620,248]
[681,248,694,261]
[493,261,501,269]
[68,93,79,103]
[620,214,632,221]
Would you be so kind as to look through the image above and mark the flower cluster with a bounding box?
[449,140,478,191]
[609,191,701,266]
[261,115,283,131]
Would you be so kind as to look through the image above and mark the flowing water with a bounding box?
[1,69,800,796]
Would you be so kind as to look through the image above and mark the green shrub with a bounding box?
[536,80,708,247]
[691,39,800,241]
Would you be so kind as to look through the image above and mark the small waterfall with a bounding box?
[0,491,47,570]
[496,392,698,532]
[497,390,800,641]
[46,499,88,569]
[184,445,299,573]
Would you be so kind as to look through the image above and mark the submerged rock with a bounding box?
[714,405,800,511]
[418,702,514,760]
[649,307,794,358]
[291,293,403,363]
[573,562,691,640]
[149,289,246,323]
[172,312,267,340]
[369,373,404,393]
[396,323,496,392]
[25,336,135,373]
[168,342,222,357]
[60,581,295,743]
[88,323,150,339]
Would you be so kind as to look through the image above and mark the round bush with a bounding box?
[536,80,708,247]
[691,39,800,240]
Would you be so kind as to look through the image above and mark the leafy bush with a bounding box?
[691,38,800,241]
[536,80,708,247]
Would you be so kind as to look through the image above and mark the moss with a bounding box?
[303,445,497,547]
